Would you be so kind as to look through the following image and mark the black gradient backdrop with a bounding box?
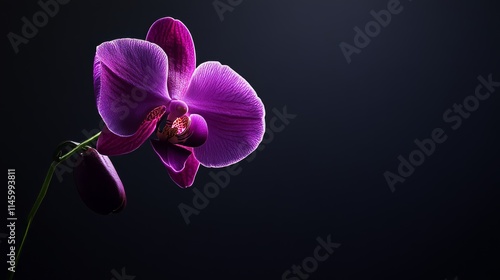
[2,0,500,279]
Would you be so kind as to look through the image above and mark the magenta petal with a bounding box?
[166,151,200,188]
[97,106,166,156]
[151,141,192,173]
[183,62,265,168]
[94,38,170,136]
[183,114,208,147]
[146,17,196,99]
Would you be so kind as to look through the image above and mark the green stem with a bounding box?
[8,131,101,280]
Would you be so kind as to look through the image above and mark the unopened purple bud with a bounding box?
[73,147,126,215]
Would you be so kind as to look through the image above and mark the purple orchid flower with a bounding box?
[93,17,265,188]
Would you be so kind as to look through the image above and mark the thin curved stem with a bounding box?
[57,133,101,162]
[8,131,101,280]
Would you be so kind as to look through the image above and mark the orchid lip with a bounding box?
[157,114,192,144]
[156,100,192,144]
[155,102,208,148]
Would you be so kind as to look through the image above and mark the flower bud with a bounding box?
[73,147,126,215]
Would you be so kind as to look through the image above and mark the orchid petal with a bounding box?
[183,62,265,167]
[151,141,192,173]
[97,106,166,156]
[94,38,170,136]
[166,150,200,188]
[146,17,196,99]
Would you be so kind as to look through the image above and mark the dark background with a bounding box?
[2,0,499,279]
